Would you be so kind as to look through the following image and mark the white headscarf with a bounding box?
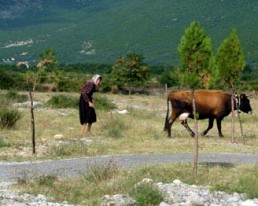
[92,74,101,85]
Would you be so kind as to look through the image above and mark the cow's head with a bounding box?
[239,94,252,114]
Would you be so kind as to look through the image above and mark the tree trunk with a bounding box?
[192,90,199,175]
[236,93,244,143]
[231,88,235,143]
[29,89,36,154]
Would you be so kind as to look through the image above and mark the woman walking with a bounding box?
[79,74,102,135]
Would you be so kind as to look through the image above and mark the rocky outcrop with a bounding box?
[101,179,258,206]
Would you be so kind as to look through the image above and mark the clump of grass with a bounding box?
[35,174,58,187]
[46,94,78,108]
[94,95,116,111]
[213,165,258,199]
[48,143,88,157]
[102,115,128,138]
[83,160,119,184]
[129,183,163,206]
[5,90,28,102]
[0,107,21,129]
[0,137,9,148]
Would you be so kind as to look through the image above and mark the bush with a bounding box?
[94,95,116,111]
[36,175,58,187]
[129,183,163,205]
[0,107,21,129]
[46,94,78,108]
[5,91,28,102]
[0,137,9,148]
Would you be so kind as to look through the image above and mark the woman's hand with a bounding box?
[88,101,94,108]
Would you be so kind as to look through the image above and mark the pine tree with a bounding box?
[178,21,218,89]
[111,52,150,94]
[216,28,246,142]
[178,21,217,175]
[216,29,245,88]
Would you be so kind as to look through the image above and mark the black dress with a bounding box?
[79,81,97,125]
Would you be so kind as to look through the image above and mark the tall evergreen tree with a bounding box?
[111,52,150,94]
[178,21,217,175]
[216,28,246,142]
[178,21,218,89]
[216,29,245,88]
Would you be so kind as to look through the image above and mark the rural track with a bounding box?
[1,153,258,182]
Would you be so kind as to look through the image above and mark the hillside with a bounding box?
[0,0,257,66]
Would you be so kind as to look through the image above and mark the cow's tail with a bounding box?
[163,96,170,131]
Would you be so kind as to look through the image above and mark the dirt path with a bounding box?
[1,153,258,182]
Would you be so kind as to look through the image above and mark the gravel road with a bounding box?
[1,153,258,182]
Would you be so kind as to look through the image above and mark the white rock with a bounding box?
[54,134,64,140]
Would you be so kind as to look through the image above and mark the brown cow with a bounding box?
[164,90,252,138]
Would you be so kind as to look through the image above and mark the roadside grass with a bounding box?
[14,162,258,205]
[0,91,257,161]
[1,90,257,204]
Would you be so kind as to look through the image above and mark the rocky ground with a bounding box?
[102,179,258,206]
[0,182,75,206]
[1,179,258,206]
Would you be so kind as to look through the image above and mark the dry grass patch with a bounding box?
[14,162,258,205]
[0,91,257,161]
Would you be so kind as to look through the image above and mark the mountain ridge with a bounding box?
[0,0,257,66]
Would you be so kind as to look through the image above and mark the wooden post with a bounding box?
[192,90,199,175]
[231,94,235,143]
[29,89,36,154]
[165,83,167,96]
[236,94,244,143]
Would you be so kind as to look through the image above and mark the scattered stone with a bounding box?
[100,179,258,206]
[100,194,136,206]
[54,134,64,140]
[111,109,128,114]
[13,101,43,108]
[0,182,75,206]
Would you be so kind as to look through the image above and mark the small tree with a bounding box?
[216,29,246,142]
[111,52,150,94]
[38,48,60,91]
[178,21,217,175]
[22,48,59,154]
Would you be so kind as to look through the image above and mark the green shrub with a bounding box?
[5,91,28,102]
[0,107,21,129]
[0,137,9,148]
[36,175,58,187]
[94,95,116,111]
[46,94,78,108]
[129,183,163,205]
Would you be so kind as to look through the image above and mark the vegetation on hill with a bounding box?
[0,0,257,65]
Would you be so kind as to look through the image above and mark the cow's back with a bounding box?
[169,90,231,119]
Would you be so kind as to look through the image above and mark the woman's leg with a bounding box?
[87,123,92,135]
[80,123,87,135]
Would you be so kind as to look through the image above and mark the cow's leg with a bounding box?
[181,120,195,137]
[201,117,214,136]
[216,118,224,137]
[167,115,177,138]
